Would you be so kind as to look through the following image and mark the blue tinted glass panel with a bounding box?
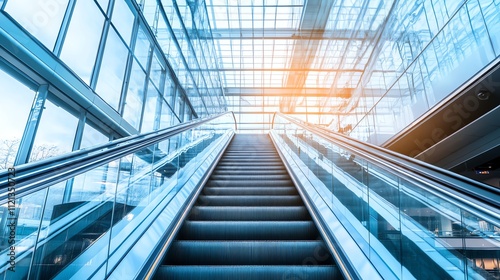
[134,25,151,68]
[29,99,79,161]
[141,82,160,132]
[80,123,109,148]
[95,27,129,110]
[5,0,69,50]
[123,59,146,130]
[478,0,500,55]
[60,0,104,84]
[149,52,164,89]
[159,99,175,129]
[112,0,135,45]
[0,68,35,167]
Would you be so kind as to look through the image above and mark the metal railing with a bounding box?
[0,112,236,203]
[271,112,500,280]
[272,112,500,211]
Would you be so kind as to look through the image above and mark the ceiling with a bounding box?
[206,0,394,131]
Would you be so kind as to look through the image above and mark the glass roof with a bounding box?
[207,0,394,130]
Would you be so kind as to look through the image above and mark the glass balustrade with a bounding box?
[0,113,235,279]
[272,113,500,280]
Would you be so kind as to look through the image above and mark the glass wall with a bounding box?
[0,0,229,175]
[29,99,79,161]
[344,0,500,145]
[0,61,113,166]
[95,27,129,110]
[4,0,69,50]
[137,0,226,117]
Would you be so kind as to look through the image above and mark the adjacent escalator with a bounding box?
[154,134,343,279]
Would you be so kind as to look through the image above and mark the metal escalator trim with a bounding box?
[140,132,235,280]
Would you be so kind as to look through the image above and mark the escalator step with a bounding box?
[209,174,291,181]
[202,187,297,196]
[214,165,285,171]
[217,162,284,166]
[178,221,319,240]
[197,195,302,206]
[223,152,277,155]
[216,162,285,167]
[165,240,332,265]
[224,151,277,154]
[154,265,341,280]
[217,159,282,163]
[205,180,294,188]
[189,206,310,221]
[212,170,287,176]
[220,158,281,162]
[222,155,280,158]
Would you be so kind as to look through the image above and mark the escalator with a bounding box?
[1,112,498,279]
[154,134,342,279]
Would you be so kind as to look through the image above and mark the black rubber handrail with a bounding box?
[0,112,236,204]
[272,112,500,216]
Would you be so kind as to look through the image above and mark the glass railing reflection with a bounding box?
[0,113,235,279]
[272,114,500,280]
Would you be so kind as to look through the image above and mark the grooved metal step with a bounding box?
[178,221,319,240]
[222,155,281,158]
[212,170,287,176]
[216,162,285,166]
[197,195,302,206]
[209,174,291,181]
[155,265,340,280]
[201,186,297,196]
[219,160,282,163]
[165,240,332,265]
[214,165,286,171]
[223,152,277,155]
[189,206,310,221]
[205,180,294,188]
